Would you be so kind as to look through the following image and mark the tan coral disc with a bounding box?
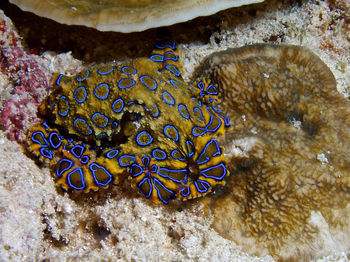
[9,0,263,32]
[197,44,350,260]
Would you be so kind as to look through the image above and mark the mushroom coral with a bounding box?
[9,0,263,32]
[197,44,350,260]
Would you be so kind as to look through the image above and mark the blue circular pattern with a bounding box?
[94,83,109,100]
[178,104,190,119]
[97,66,114,75]
[58,95,70,117]
[163,125,179,142]
[67,168,86,190]
[73,118,93,136]
[139,75,157,90]
[56,158,73,177]
[149,54,164,62]
[162,91,175,105]
[118,78,136,89]
[76,70,90,82]
[121,66,137,75]
[89,162,113,186]
[112,98,124,113]
[165,65,181,77]
[70,144,84,158]
[149,104,160,118]
[91,112,109,128]
[56,74,64,86]
[106,149,119,159]
[74,86,87,103]
[152,148,167,160]
[136,131,153,146]
[48,131,61,149]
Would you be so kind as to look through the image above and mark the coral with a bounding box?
[196,44,350,259]
[9,0,263,32]
[0,10,51,141]
[26,41,230,204]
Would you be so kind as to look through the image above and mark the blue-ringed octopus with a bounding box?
[26,41,230,204]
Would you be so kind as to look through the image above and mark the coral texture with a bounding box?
[26,41,231,204]
[9,0,263,32]
[197,44,350,259]
[0,11,51,141]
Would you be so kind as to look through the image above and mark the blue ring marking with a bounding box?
[91,112,109,128]
[137,177,153,198]
[39,148,54,159]
[205,112,221,133]
[73,86,87,103]
[73,118,93,136]
[164,51,179,61]
[211,106,231,127]
[178,104,190,119]
[127,101,134,106]
[192,126,207,137]
[165,65,181,77]
[154,41,175,50]
[149,104,160,118]
[171,150,186,161]
[179,185,190,197]
[96,132,107,140]
[70,144,85,158]
[196,139,221,165]
[111,121,119,129]
[197,81,205,91]
[169,79,183,89]
[31,131,48,146]
[76,70,90,82]
[152,148,167,160]
[42,121,49,129]
[136,130,153,146]
[139,75,157,90]
[89,162,112,186]
[162,91,175,105]
[194,180,211,193]
[192,97,202,107]
[67,168,86,190]
[118,154,136,167]
[118,78,136,89]
[158,167,187,183]
[121,66,137,75]
[58,96,69,117]
[163,124,179,142]
[130,163,143,177]
[141,156,150,167]
[200,162,227,181]
[185,140,195,158]
[106,149,119,159]
[150,54,164,62]
[94,83,109,100]
[80,155,90,165]
[193,107,205,121]
[150,165,157,173]
[153,178,176,204]
[97,66,114,75]
[66,137,74,143]
[206,84,218,95]
[48,131,61,149]
[56,158,73,177]
[112,98,124,113]
[56,74,64,86]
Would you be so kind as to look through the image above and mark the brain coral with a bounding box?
[197,44,350,260]
[9,0,263,32]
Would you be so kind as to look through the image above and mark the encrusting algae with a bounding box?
[26,41,230,205]
[197,44,350,259]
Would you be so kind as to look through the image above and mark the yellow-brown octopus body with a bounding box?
[27,41,230,204]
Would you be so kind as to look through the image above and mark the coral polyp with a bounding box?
[26,41,230,204]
